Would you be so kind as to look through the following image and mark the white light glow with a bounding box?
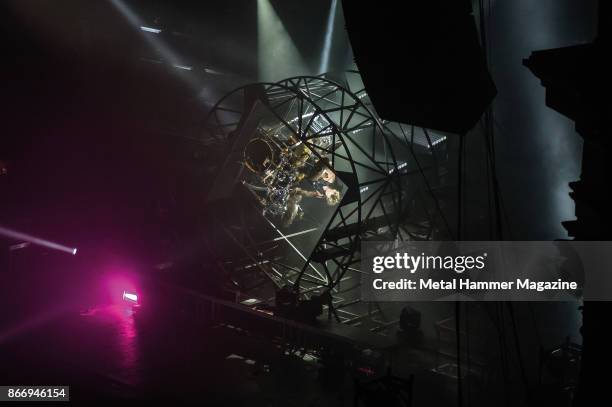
[204,68,223,75]
[122,291,138,303]
[140,26,162,34]
[289,112,315,123]
[430,136,447,148]
[388,162,408,174]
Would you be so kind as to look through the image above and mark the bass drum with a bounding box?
[243,138,280,175]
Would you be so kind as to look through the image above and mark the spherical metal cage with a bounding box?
[203,72,449,324]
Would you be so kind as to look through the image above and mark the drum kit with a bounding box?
[245,127,341,215]
[243,133,302,218]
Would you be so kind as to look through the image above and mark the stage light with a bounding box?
[289,112,315,124]
[430,136,447,147]
[122,291,138,303]
[318,0,338,74]
[172,64,193,71]
[0,225,76,256]
[204,68,223,75]
[240,298,261,306]
[140,26,162,34]
[72,248,78,255]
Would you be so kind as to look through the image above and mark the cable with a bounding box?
[466,303,472,407]
[483,121,494,239]
[491,117,522,240]
[458,133,465,240]
[456,301,463,407]
[477,0,505,240]
[508,302,531,402]
[496,302,511,406]
[394,124,455,239]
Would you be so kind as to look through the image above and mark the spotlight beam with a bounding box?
[0,225,77,255]
[109,0,200,89]
[257,0,308,81]
[319,0,338,74]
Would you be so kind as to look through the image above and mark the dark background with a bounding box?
[0,1,600,405]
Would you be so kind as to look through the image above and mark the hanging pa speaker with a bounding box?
[342,0,496,134]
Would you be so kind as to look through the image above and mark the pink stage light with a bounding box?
[122,291,138,303]
[105,273,141,307]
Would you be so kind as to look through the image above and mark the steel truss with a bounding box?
[204,72,452,330]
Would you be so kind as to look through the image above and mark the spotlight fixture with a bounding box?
[122,291,138,304]
[0,225,77,256]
